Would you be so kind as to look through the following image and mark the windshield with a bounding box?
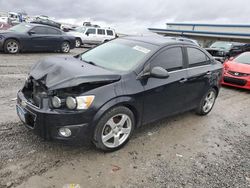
[8,23,31,33]
[75,27,86,33]
[234,52,250,65]
[210,42,233,50]
[79,38,157,72]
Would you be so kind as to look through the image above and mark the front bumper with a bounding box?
[16,91,93,143]
[0,39,4,51]
[221,72,250,90]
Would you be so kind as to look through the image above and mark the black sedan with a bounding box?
[0,23,75,54]
[16,36,223,151]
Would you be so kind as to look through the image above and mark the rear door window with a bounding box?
[47,28,61,35]
[151,47,184,72]
[187,47,210,67]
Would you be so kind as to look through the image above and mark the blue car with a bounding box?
[0,23,75,54]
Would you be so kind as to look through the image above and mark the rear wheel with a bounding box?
[93,106,135,151]
[61,41,70,53]
[196,88,217,115]
[4,39,20,54]
[75,38,81,48]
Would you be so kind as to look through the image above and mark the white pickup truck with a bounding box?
[68,26,116,47]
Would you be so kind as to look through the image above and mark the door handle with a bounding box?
[206,71,212,75]
[179,78,187,83]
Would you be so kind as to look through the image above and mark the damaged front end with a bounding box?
[205,48,227,63]
[16,56,122,142]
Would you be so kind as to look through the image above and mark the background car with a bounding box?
[0,22,12,31]
[17,36,222,151]
[222,52,250,90]
[0,23,75,54]
[205,41,245,63]
[68,26,116,47]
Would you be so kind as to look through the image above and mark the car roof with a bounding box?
[122,35,194,47]
[22,23,60,30]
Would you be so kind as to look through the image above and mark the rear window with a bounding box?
[107,30,114,36]
[47,28,61,35]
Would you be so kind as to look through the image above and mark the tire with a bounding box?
[75,38,82,48]
[4,39,20,54]
[61,41,70,53]
[196,88,217,116]
[93,106,135,151]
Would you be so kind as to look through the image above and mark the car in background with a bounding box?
[205,41,245,63]
[0,23,75,54]
[0,22,12,31]
[68,26,116,48]
[30,15,61,29]
[222,52,250,90]
[16,36,222,151]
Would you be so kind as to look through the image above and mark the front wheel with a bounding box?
[4,39,20,54]
[93,106,135,151]
[61,41,70,53]
[196,88,217,116]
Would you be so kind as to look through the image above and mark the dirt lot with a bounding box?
[0,49,249,188]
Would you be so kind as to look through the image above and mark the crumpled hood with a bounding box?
[29,56,121,90]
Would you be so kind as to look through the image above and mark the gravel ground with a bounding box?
[0,49,249,188]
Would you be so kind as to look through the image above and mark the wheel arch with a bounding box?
[212,85,219,97]
[91,96,142,133]
[4,37,22,49]
[75,37,82,43]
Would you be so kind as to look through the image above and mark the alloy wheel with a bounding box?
[202,91,216,113]
[7,41,19,53]
[101,114,132,148]
[75,39,81,48]
[62,42,70,53]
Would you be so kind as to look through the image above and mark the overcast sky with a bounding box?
[1,0,250,34]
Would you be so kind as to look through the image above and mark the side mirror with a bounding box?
[137,66,169,80]
[85,32,89,36]
[28,31,35,35]
[150,67,169,79]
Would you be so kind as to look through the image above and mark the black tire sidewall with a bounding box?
[93,106,135,152]
[196,88,217,116]
[4,39,20,54]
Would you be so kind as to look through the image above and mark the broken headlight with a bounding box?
[66,96,77,110]
[217,51,225,56]
[52,96,62,108]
